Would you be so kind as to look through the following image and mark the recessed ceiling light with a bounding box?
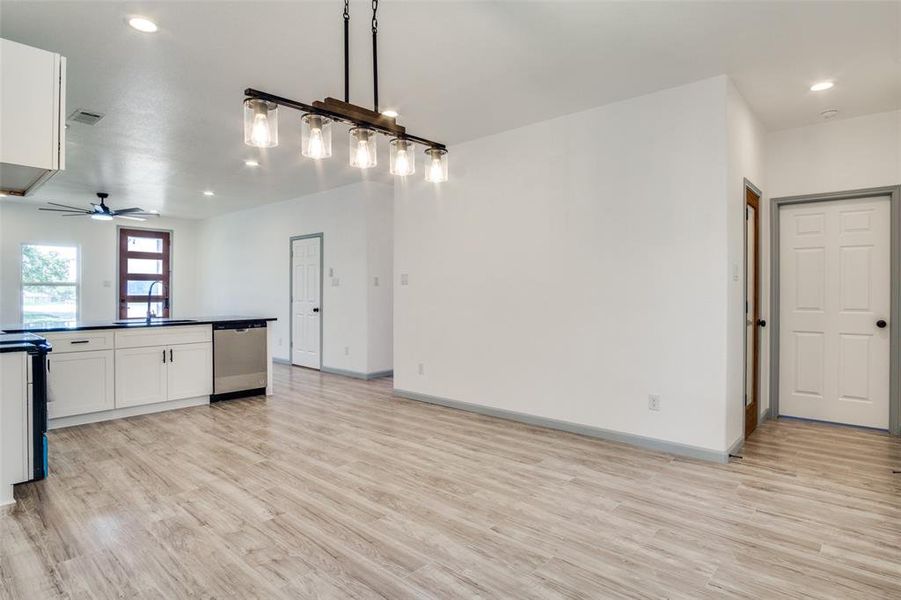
[810,81,834,92]
[820,109,839,119]
[244,159,259,167]
[203,190,215,196]
[128,17,158,33]
[381,109,399,118]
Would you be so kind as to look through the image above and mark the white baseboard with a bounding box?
[49,396,209,430]
[394,388,731,463]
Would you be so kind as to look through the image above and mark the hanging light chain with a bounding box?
[371,0,379,112]
[343,0,350,102]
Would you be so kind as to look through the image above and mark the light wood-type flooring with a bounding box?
[2,364,900,599]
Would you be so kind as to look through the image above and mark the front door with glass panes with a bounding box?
[118,229,171,319]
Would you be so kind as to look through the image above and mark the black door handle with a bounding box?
[876,319,887,329]
[313,308,320,313]
[170,348,174,362]
[757,319,766,328]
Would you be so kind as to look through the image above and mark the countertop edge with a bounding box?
[1,316,277,334]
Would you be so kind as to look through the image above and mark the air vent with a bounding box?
[68,109,105,126]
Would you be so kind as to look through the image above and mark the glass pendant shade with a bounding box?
[243,99,278,148]
[389,138,415,176]
[349,127,377,169]
[424,147,448,182]
[301,114,332,159]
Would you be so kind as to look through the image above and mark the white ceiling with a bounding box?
[1,1,899,219]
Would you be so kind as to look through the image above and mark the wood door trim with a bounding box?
[745,186,761,438]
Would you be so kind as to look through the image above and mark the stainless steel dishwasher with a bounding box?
[212,321,268,401]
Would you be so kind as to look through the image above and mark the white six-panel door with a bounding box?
[291,237,322,369]
[779,197,891,429]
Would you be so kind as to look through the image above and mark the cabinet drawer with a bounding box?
[115,325,212,349]
[44,330,115,353]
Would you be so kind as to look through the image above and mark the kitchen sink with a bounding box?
[114,319,197,325]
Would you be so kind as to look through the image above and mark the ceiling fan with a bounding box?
[39,192,159,222]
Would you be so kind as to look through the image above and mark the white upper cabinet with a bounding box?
[0,38,66,196]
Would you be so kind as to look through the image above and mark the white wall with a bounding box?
[726,80,767,448]
[767,110,900,198]
[0,203,200,324]
[395,76,735,453]
[196,181,393,372]
[366,189,394,373]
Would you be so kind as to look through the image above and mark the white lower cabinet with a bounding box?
[167,343,212,400]
[47,350,115,418]
[115,342,212,408]
[115,346,168,408]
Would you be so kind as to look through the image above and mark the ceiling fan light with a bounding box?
[91,213,114,221]
[424,147,448,183]
[389,138,416,176]
[349,127,377,169]
[243,99,278,148]
[302,114,332,159]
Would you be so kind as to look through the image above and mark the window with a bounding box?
[21,244,79,325]
[118,229,171,319]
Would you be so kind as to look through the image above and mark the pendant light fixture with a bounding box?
[389,138,415,176]
[242,0,447,181]
[243,99,278,148]
[424,147,448,183]
[302,114,332,159]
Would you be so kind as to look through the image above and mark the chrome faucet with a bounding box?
[146,280,160,324]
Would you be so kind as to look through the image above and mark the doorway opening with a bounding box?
[290,234,323,370]
[744,183,762,438]
[770,186,900,435]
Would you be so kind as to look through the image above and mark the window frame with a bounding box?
[20,242,81,325]
[117,227,172,320]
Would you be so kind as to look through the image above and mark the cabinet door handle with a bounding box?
[169,348,174,362]
[70,340,90,345]
[163,350,167,363]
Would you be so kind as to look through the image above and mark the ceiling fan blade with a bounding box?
[39,208,90,213]
[112,207,144,214]
[116,215,147,221]
[47,202,90,211]
[61,213,90,217]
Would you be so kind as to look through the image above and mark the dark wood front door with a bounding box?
[118,228,171,319]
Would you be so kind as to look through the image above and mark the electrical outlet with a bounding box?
[648,394,661,411]
[401,273,409,286]
[344,346,350,356]
[329,267,334,277]
[418,362,424,375]
[278,338,283,347]
[374,276,380,287]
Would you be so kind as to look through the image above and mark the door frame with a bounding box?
[743,179,762,438]
[289,233,324,369]
[769,185,901,435]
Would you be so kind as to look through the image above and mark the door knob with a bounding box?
[313,307,320,313]
[757,319,766,327]
[876,319,887,329]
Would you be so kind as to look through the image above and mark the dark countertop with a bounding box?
[0,332,50,354]
[1,316,276,334]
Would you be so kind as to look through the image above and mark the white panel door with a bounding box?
[115,346,168,408]
[167,343,212,400]
[779,197,891,429]
[291,237,322,369]
[47,350,115,418]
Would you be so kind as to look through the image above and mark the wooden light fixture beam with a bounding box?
[244,88,445,150]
